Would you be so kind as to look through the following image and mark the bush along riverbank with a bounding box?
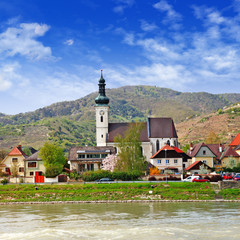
[0,182,239,203]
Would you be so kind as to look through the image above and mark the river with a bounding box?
[0,202,239,239]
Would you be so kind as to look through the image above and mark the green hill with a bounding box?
[0,85,240,151]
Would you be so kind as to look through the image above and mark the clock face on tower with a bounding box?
[99,110,105,116]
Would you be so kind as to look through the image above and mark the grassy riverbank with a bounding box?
[2,182,238,203]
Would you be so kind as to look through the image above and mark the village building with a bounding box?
[0,145,27,176]
[24,151,45,178]
[68,146,116,173]
[150,144,191,173]
[95,71,179,162]
[188,143,240,172]
[229,132,240,155]
[184,160,212,175]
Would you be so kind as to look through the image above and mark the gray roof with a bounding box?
[25,151,41,161]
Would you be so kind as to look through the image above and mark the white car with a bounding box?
[182,176,199,182]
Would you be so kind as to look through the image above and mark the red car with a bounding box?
[192,177,210,182]
[223,174,233,180]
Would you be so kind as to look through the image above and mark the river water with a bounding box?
[0,202,239,240]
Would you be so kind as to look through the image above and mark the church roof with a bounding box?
[107,122,149,142]
[107,117,177,143]
[148,118,178,138]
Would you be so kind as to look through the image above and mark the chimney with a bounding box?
[17,145,22,151]
[219,144,222,153]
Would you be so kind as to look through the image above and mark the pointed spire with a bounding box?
[95,70,109,106]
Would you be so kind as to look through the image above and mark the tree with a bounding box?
[39,142,65,177]
[0,149,8,162]
[205,131,221,144]
[11,162,19,183]
[114,122,145,172]
[101,155,118,172]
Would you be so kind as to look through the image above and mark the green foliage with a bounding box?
[39,142,65,170]
[45,165,62,178]
[81,170,142,181]
[114,122,145,172]
[1,178,9,184]
[217,108,223,114]
[182,144,190,153]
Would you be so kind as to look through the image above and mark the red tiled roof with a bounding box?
[151,144,181,159]
[185,161,202,171]
[8,145,27,157]
[230,132,240,147]
[173,146,184,153]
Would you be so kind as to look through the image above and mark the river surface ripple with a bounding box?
[0,202,239,240]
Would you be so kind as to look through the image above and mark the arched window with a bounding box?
[100,116,103,122]
[156,140,159,151]
[167,140,170,146]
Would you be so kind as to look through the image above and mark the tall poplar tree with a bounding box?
[114,122,145,172]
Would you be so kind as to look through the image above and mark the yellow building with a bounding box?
[0,145,27,176]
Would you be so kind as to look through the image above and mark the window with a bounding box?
[183,164,185,168]
[30,172,34,176]
[12,158,18,163]
[166,159,169,164]
[101,154,108,158]
[19,167,24,172]
[87,154,93,158]
[156,140,159,151]
[174,159,178,164]
[28,162,37,168]
[101,134,103,138]
[167,140,170,146]
[203,150,206,155]
[158,160,161,164]
[203,160,207,164]
[101,116,103,122]
[91,164,94,171]
[5,167,10,173]
[78,154,85,159]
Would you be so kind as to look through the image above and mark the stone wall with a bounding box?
[218,180,240,189]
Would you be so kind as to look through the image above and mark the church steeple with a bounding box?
[95,70,109,106]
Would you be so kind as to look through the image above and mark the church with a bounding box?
[68,72,179,173]
[95,71,179,162]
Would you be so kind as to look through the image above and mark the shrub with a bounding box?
[45,166,62,178]
[1,178,9,184]
[148,176,156,181]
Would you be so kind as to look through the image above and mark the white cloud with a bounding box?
[64,39,74,46]
[0,62,28,91]
[113,0,134,14]
[0,23,52,60]
[140,20,158,32]
[153,0,182,22]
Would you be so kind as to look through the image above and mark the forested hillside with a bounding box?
[0,85,240,151]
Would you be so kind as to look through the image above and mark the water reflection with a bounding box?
[0,202,239,239]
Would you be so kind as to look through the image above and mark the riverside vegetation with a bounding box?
[0,182,239,203]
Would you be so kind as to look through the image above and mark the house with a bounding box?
[150,144,187,173]
[24,151,45,178]
[220,146,240,168]
[95,71,179,163]
[0,145,27,176]
[188,143,240,172]
[185,160,212,175]
[68,146,116,173]
[229,132,240,148]
[229,132,240,155]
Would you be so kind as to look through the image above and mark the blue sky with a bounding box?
[0,0,240,114]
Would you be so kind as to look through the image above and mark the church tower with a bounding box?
[95,70,109,146]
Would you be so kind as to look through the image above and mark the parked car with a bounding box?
[192,177,210,182]
[95,178,114,183]
[223,174,233,180]
[233,174,240,181]
[183,176,209,182]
